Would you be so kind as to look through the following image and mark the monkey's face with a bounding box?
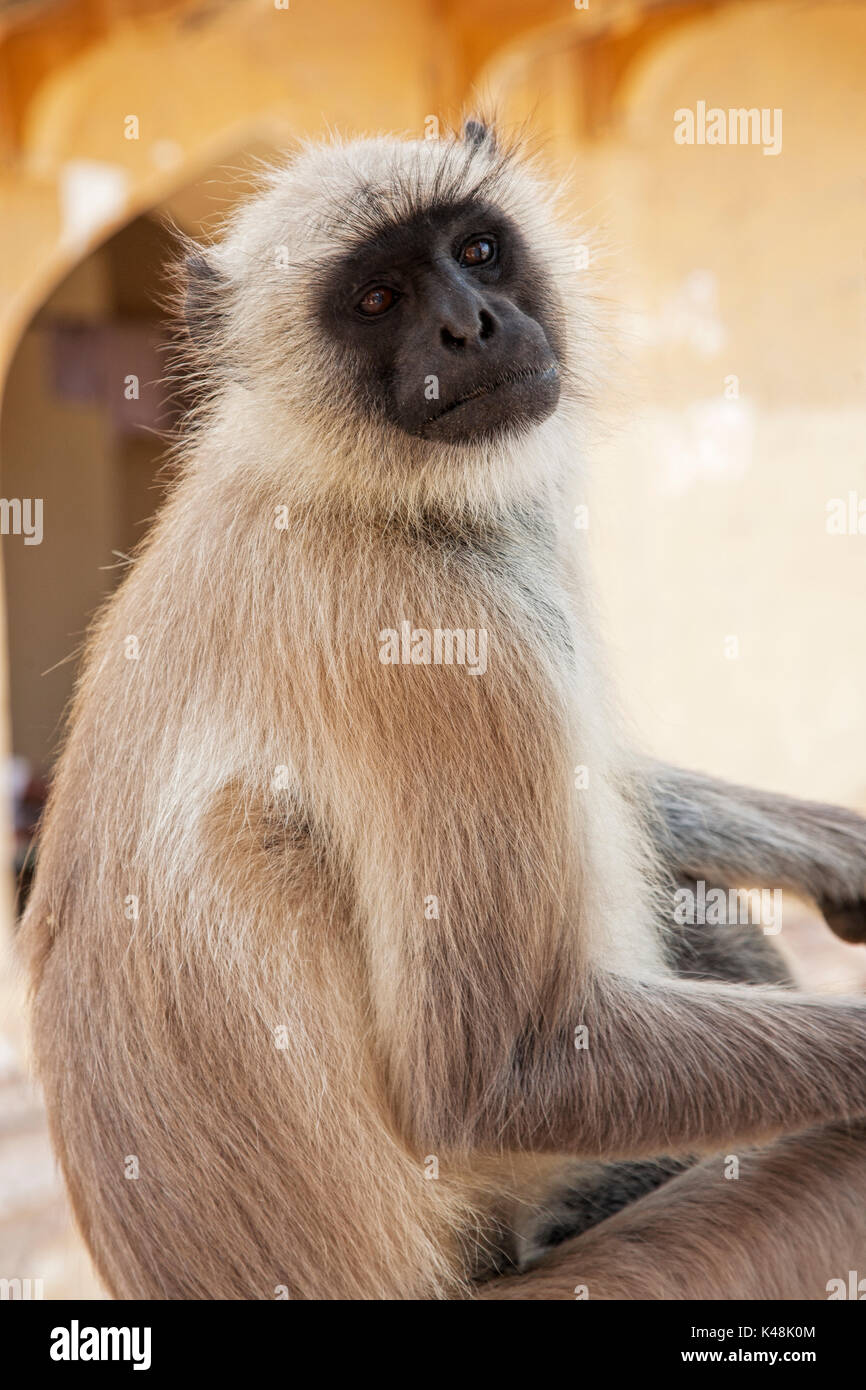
[319,201,562,444]
[191,129,578,506]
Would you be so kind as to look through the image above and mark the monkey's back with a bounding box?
[21,471,480,1299]
[20,452,661,1298]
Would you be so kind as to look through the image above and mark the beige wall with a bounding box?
[489,0,866,808]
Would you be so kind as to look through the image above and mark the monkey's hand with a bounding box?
[641,759,866,945]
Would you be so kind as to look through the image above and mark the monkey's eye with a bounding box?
[458,236,497,268]
[356,285,398,317]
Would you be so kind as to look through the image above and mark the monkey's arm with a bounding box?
[292,555,866,1164]
[483,973,866,1161]
[310,714,866,1163]
[641,760,866,942]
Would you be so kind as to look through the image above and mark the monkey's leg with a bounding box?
[665,886,794,986]
[643,760,866,943]
[477,1121,866,1299]
[652,893,793,1177]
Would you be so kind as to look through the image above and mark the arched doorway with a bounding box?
[1,146,280,909]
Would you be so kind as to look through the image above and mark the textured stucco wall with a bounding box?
[489,0,866,808]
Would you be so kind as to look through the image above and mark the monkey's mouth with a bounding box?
[417,362,561,442]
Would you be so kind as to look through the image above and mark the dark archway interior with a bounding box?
[1,215,180,902]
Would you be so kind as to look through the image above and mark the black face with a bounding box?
[318,199,563,443]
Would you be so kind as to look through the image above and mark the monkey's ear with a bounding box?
[463,118,496,152]
[183,250,226,356]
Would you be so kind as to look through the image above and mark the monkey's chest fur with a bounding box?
[321,517,668,1269]
[21,498,670,1295]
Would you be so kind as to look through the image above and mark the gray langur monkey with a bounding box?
[20,122,866,1300]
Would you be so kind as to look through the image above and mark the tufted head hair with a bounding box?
[177,121,586,521]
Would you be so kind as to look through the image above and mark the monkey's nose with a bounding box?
[440,309,496,350]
